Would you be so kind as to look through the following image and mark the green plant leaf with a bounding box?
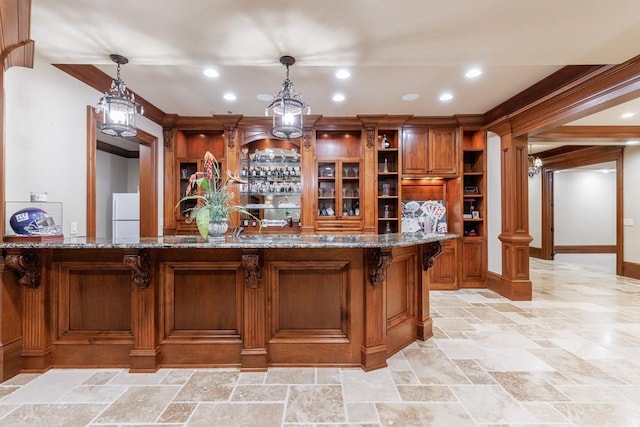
[196,207,210,238]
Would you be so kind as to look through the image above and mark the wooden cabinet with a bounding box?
[402,127,458,176]
[460,128,487,287]
[428,239,458,290]
[376,129,401,233]
[314,130,363,232]
[316,159,362,232]
[164,130,226,235]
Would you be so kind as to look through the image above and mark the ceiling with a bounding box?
[30,0,640,123]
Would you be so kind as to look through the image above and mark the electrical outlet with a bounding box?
[623,218,634,226]
[70,221,78,235]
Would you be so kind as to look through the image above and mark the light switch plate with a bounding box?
[623,218,634,226]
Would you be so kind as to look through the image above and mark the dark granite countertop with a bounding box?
[1,232,458,250]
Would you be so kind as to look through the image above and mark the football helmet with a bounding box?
[9,207,61,235]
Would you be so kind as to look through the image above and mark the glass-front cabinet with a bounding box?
[239,147,301,232]
[316,159,362,231]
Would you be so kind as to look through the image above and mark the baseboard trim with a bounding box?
[623,261,640,280]
[554,245,616,254]
[529,247,542,258]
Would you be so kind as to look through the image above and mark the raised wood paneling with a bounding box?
[266,248,363,367]
[428,240,458,290]
[162,262,242,336]
[273,263,347,333]
[460,238,487,287]
[55,262,132,335]
[384,249,418,356]
[68,270,131,331]
[0,244,437,379]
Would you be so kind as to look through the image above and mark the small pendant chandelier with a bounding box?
[265,55,310,140]
[528,144,543,178]
[96,54,144,138]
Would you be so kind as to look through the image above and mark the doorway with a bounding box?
[537,146,624,275]
[86,106,158,238]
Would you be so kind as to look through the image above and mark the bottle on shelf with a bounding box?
[385,221,392,234]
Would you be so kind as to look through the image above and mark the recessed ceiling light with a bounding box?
[439,92,453,102]
[223,93,237,101]
[621,112,635,119]
[402,93,419,101]
[626,140,640,145]
[332,93,346,102]
[203,68,219,78]
[257,94,273,102]
[465,68,482,78]
[335,69,351,79]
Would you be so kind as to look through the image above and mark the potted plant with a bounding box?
[176,151,258,239]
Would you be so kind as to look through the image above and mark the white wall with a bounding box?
[624,145,640,263]
[487,132,502,274]
[5,55,163,236]
[553,169,616,245]
[528,173,542,248]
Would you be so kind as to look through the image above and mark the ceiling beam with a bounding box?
[53,64,166,126]
[530,125,640,143]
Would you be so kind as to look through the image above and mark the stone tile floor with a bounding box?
[1,258,640,426]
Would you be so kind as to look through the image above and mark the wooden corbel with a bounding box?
[5,252,41,288]
[368,248,393,286]
[123,251,151,289]
[242,251,262,289]
[422,241,444,271]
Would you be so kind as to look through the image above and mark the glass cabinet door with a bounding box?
[340,161,360,217]
[316,160,361,219]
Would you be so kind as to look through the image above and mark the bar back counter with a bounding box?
[0,232,455,380]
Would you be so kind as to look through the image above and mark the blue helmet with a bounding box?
[9,207,60,235]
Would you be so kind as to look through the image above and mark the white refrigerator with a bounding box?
[112,193,140,240]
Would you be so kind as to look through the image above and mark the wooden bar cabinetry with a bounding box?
[460,128,487,287]
[376,128,401,234]
[401,127,458,177]
[314,130,364,232]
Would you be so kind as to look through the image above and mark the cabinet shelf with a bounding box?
[463,193,484,198]
[463,171,484,175]
[240,191,300,196]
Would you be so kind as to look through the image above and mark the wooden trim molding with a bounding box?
[623,262,640,280]
[554,245,616,254]
[0,0,34,70]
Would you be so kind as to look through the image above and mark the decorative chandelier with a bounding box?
[96,54,144,138]
[528,145,543,178]
[265,55,310,140]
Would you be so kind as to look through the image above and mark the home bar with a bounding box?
[0,113,474,380]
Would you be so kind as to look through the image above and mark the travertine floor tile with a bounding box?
[285,385,345,423]
[0,258,638,426]
[94,386,179,423]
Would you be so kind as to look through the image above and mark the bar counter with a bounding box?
[1,232,455,380]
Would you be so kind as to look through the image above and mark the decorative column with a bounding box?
[124,250,158,371]
[491,123,533,300]
[240,249,267,371]
[4,249,51,372]
[361,248,392,370]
